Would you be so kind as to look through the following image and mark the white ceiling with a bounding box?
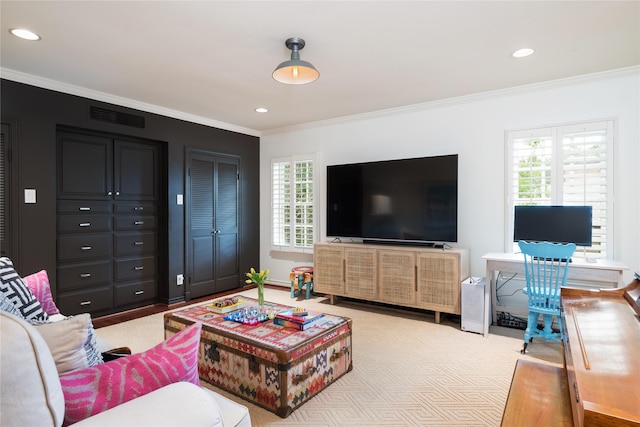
[1,1,639,136]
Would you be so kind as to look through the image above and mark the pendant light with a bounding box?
[272,37,319,85]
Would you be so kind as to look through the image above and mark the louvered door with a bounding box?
[187,152,239,299]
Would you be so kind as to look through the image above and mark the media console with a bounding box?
[314,242,469,323]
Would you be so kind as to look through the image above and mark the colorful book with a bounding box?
[275,309,324,325]
[273,315,326,331]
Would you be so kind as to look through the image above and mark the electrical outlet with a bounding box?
[177,274,184,286]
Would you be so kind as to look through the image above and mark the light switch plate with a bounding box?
[24,189,36,204]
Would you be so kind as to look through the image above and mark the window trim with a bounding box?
[270,154,317,254]
[504,119,615,259]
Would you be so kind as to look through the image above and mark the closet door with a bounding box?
[186,152,239,300]
[214,157,240,291]
[1,121,15,258]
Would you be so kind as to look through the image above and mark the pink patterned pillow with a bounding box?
[59,322,202,426]
[23,270,60,315]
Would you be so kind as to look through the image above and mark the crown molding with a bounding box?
[262,65,640,136]
[3,65,637,138]
[0,68,261,137]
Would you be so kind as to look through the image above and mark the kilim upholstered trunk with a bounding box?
[164,297,352,418]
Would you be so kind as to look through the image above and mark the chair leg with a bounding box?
[523,312,539,346]
[306,281,312,299]
[542,314,554,341]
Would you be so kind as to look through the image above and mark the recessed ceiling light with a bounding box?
[9,28,41,41]
[512,48,534,58]
[255,107,268,113]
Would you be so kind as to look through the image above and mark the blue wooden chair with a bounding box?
[518,241,576,353]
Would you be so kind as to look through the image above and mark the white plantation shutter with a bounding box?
[272,156,315,251]
[560,122,612,257]
[506,120,613,258]
[294,161,314,248]
[272,161,291,246]
[509,128,554,207]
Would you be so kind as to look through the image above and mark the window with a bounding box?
[506,120,614,259]
[272,156,315,252]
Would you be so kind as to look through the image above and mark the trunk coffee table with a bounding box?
[164,296,352,417]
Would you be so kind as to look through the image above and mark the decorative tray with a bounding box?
[206,297,245,314]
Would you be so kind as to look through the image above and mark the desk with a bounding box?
[482,252,628,336]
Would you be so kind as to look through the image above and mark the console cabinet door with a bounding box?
[416,252,461,314]
[378,249,416,305]
[344,247,377,300]
[313,244,344,295]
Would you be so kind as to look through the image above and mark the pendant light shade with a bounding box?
[272,37,319,85]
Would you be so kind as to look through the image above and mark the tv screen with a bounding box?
[326,154,458,244]
[513,206,593,246]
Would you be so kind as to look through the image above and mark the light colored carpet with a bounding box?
[96,288,562,427]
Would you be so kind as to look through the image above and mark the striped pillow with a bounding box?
[0,257,48,322]
[60,322,202,425]
[0,291,23,317]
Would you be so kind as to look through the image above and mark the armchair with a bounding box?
[0,310,251,426]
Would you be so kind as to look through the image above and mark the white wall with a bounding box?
[260,68,640,286]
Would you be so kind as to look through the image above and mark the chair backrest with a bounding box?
[518,241,577,311]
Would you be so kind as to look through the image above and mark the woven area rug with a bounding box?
[96,288,562,427]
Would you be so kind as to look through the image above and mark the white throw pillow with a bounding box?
[34,313,104,375]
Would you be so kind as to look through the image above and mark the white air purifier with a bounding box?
[461,277,487,334]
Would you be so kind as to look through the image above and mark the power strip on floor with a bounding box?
[496,312,527,330]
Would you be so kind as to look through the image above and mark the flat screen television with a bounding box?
[513,205,593,246]
[326,154,458,244]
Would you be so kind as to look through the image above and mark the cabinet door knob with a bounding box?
[107,191,112,196]
[115,191,120,196]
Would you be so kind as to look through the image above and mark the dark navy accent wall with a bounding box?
[1,79,259,305]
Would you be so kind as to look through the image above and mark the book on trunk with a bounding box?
[273,314,326,330]
[274,309,325,330]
